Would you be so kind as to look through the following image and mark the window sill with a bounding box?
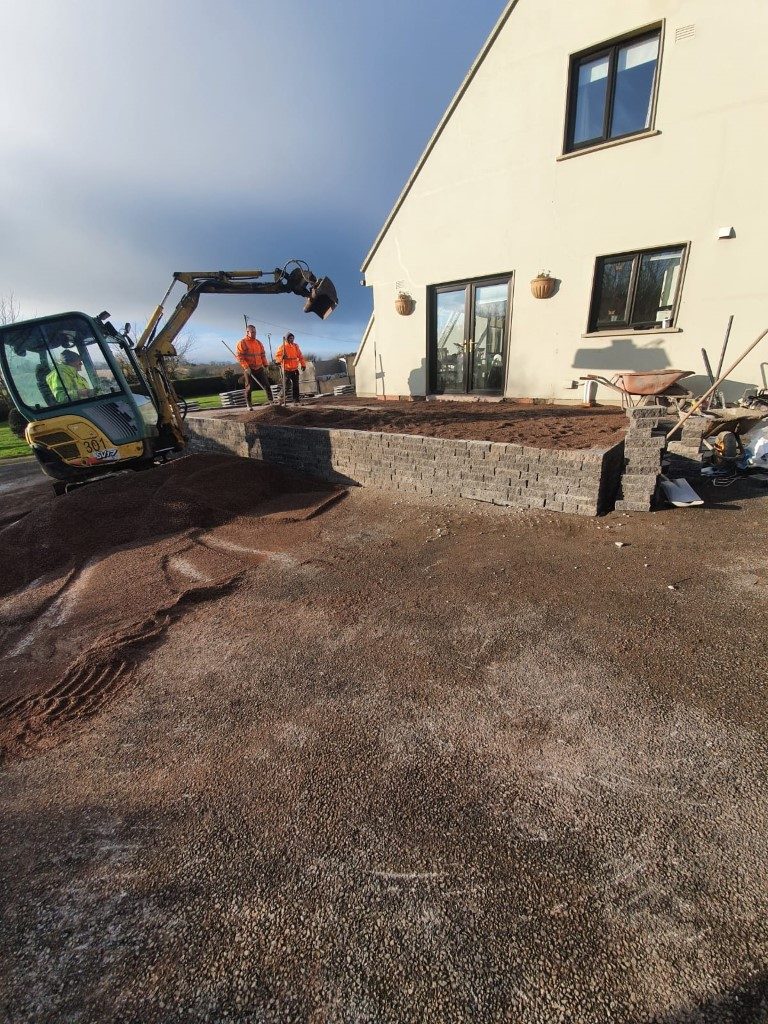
[558,129,661,161]
[581,326,682,339]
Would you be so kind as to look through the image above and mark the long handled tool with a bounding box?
[702,348,715,386]
[666,326,768,440]
[705,314,734,410]
[715,315,734,381]
[222,337,249,405]
[700,347,720,412]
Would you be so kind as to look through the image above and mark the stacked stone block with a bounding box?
[615,407,709,511]
[614,406,666,512]
[186,416,625,516]
[664,414,707,481]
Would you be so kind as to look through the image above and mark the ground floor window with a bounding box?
[429,274,512,395]
[588,244,687,332]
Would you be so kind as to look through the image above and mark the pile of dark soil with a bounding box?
[249,398,627,449]
[0,454,344,761]
[0,454,342,598]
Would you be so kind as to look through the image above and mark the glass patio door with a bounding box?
[431,275,511,395]
[434,288,468,394]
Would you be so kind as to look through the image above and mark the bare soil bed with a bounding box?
[248,396,627,449]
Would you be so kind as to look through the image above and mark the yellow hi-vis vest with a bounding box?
[46,362,89,403]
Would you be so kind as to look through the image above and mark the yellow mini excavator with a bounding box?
[0,261,337,491]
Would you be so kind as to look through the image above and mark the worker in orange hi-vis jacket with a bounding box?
[275,332,306,405]
[235,325,273,409]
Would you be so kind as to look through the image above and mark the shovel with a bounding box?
[659,476,704,507]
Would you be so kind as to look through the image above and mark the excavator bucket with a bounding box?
[304,276,338,320]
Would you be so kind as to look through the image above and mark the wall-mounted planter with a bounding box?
[530,274,556,299]
[395,292,416,316]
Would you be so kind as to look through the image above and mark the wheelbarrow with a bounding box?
[580,370,695,409]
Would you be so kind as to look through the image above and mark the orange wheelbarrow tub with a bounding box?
[580,370,695,409]
[613,370,694,395]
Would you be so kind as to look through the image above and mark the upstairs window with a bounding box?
[566,29,661,152]
[588,245,686,332]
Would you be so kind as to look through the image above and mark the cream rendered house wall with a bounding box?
[357,0,768,403]
[353,314,377,395]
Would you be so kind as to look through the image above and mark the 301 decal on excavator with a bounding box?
[0,261,337,492]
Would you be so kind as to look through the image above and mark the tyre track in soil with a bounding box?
[0,570,244,761]
[0,454,344,763]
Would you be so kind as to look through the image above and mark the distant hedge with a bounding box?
[0,373,247,414]
[171,374,240,398]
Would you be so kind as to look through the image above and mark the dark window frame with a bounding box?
[564,25,663,154]
[427,272,514,396]
[587,243,689,334]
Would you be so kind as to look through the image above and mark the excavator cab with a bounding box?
[0,311,160,483]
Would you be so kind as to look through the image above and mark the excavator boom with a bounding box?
[134,263,338,449]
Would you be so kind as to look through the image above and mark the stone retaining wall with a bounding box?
[186,415,624,516]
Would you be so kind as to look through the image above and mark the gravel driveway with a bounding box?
[2,480,767,1023]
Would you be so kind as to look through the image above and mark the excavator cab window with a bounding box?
[0,314,123,414]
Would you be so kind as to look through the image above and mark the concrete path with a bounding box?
[0,456,44,494]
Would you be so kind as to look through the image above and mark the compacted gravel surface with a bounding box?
[1,466,767,1023]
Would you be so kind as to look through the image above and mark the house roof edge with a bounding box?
[360,0,520,274]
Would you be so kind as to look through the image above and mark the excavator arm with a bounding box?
[133,262,337,450]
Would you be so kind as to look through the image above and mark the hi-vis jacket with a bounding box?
[235,335,268,371]
[46,362,90,403]
[275,339,306,372]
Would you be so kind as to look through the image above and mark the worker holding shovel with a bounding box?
[235,325,273,409]
[275,332,306,405]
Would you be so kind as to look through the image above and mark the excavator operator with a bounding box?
[236,325,273,410]
[47,349,91,404]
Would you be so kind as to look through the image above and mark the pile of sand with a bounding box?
[0,454,343,762]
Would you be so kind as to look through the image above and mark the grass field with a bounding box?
[190,394,222,410]
[0,424,30,460]
[190,390,268,411]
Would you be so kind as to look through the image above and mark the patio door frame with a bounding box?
[427,271,514,396]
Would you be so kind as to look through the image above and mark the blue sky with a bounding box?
[0,0,505,360]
